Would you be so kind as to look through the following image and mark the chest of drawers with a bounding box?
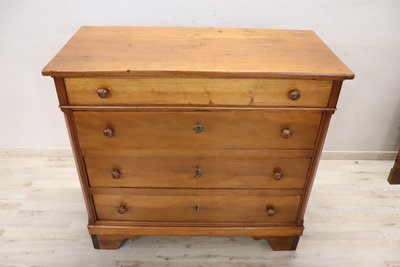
[42,26,353,250]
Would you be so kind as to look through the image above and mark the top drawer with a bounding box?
[64,78,332,107]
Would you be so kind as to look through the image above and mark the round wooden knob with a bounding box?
[289,90,300,101]
[192,205,200,211]
[273,171,284,180]
[117,205,127,214]
[112,169,121,179]
[97,88,110,98]
[103,128,114,137]
[281,128,292,138]
[266,206,275,216]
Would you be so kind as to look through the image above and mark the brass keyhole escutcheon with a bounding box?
[192,205,200,211]
[193,167,202,178]
[193,124,204,134]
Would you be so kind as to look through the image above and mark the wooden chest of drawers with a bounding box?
[42,26,354,250]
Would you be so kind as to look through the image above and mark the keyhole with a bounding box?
[193,167,202,178]
[192,205,200,211]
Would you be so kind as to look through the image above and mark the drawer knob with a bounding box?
[273,171,284,180]
[289,90,301,101]
[266,206,275,216]
[97,88,110,98]
[117,204,127,214]
[193,167,202,178]
[112,169,121,179]
[281,128,292,138]
[193,124,204,134]
[103,128,114,137]
[192,205,200,211]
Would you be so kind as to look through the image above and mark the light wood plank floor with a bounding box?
[1,156,399,267]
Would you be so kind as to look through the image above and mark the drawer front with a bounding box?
[75,110,321,150]
[85,152,310,189]
[93,189,301,223]
[65,78,332,107]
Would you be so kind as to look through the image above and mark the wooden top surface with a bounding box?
[42,26,354,80]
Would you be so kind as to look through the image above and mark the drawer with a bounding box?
[75,110,321,150]
[85,150,310,189]
[93,189,301,223]
[65,78,332,107]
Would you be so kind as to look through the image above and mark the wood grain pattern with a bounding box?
[74,110,322,151]
[328,80,343,108]
[83,148,314,159]
[54,78,97,225]
[61,106,336,111]
[5,155,399,264]
[54,77,69,105]
[42,26,354,80]
[42,27,354,251]
[296,110,335,224]
[88,224,304,237]
[64,78,332,107]
[90,187,302,196]
[85,153,310,189]
[92,189,301,223]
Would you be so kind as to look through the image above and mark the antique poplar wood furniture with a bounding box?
[42,26,354,250]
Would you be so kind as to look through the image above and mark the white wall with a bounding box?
[0,0,399,151]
